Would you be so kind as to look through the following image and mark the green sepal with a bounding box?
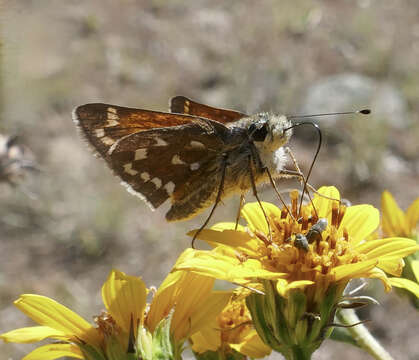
[78,343,107,360]
[103,334,137,360]
[151,309,178,360]
[137,325,153,360]
[246,290,282,352]
[246,280,348,360]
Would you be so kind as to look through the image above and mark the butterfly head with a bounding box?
[247,113,293,151]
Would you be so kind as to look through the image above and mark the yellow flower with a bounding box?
[175,186,419,358]
[190,289,271,359]
[1,270,145,360]
[179,187,418,299]
[1,267,230,360]
[146,269,231,343]
[381,190,419,238]
[381,191,419,303]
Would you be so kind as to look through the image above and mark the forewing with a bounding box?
[73,103,199,158]
[170,96,247,124]
[75,105,230,212]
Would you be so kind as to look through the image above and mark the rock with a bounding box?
[299,73,409,130]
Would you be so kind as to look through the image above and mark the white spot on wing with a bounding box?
[190,141,205,149]
[105,119,119,127]
[95,129,105,138]
[123,163,138,176]
[135,148,147,161]
[190,162,200,171]
[164,181,175,195]
[171,154,186,165]
[154,137,168,146]
[151,177,162,189]
[102,136,115,145]
[106,107,119,126]
[141,172,150,182]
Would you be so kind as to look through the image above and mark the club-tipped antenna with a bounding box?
[288,109,370,120]
[283,108,370,217]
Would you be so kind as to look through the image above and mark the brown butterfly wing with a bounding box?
[73,103,201,158]
[170,96,247,124]
[73,103,232,215]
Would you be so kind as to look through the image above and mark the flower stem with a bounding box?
[287,346,313,360]
[337,309,394,360]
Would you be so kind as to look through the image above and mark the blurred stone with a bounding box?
[299,73,409,130]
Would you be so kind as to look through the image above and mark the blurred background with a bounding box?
[1,1,418,359]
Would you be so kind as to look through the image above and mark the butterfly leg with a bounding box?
[283,147,314,217]
[247,155,272,241]
[280,151,341,204]
[278,168,341,218]
[284,147,339,201]
[191,153,228,248]
[263,166,296,222]
[234,193,245,230]
[278,169,318,218]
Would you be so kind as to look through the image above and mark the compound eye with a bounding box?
[249,123,268,142]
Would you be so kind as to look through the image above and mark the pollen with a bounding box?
[255,192,362,283]
[217,299,251,344]
[94,311,120,337]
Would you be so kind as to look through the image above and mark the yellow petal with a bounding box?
[178,290,231,340]
[363,268,392,292]
[356,238,419,260]
[146,270,215,339]
[190,319,221,353]
[187,227,259,256]
[241,201,280,234]
[389,277,419,298]
[276,279,314,298]
[101,269,147,334]
[381,191,409,237]
[211,222,245,232]
[406,196,419,235]
[230,331,272,358]
[1,326,67,344]
[377,257,404,277]
[174,248,286,283]
[339,205,379,245]
[172,249,236,281]
[333,259,378,281]
[23,343,83,360]
[14,295,100,346]
[168,273,215,339]
[312,186,340,219]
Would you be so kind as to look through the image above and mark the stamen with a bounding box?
[291,190,299,217]
[301,215,309,231]
[331,202,339,227]
[338,204,346,226]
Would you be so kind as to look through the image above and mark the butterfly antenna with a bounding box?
[287,109,371,119]
[285,108,371,216]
